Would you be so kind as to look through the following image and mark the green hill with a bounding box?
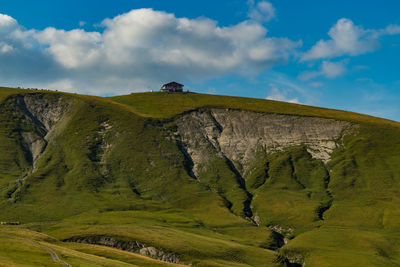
[1,87,400,266]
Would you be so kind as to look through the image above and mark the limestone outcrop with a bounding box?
[175,109,355,177]
[14,93,73,165]
[64,236,185,264]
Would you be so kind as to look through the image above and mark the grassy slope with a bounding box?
[109,92,400,266]
[0,88,35,199]
[0,88,276,266]
[0,226,182,267]
[109,92,400,126]
[0,88,400,266]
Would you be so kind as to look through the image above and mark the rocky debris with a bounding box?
[277,250,305,267]
[14,94,72,166]
[139,246,182,263]
[268,225,294,236]
[174,109,355,219]
[21,132,46,163]
[175,109,355,177]
[284,251,305,267]
[252,213,261,226]
[64,236,187,265]
[86,120,114,177]
[23,94,71,133]
[266,224,294,250]
[99,121,113,165]
[0,222,21,225]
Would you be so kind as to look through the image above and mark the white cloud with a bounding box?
[248,0,276,22]
[321,60,346,78]
[0,42,13,53]
[0,9,300,95]
[299,60,347,80]
[35,28,102,68]
[383,24,400,35]
[266,86,299,103]
[0,14,18,34]
[302,18,400,61]
[79,21,86,27]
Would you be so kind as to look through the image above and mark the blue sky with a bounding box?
[1,1,400,120]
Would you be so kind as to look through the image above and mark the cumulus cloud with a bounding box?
[266,86,299,103]
[35,28,102,68]
[299,60,347,80]
[0,14,18,33]
[0,9,299,94]
[248,0,276,22]
[302,18,400,61]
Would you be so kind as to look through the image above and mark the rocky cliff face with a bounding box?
[22,94,71,133]
[64,236,185,265]
[15,94,73,166]
[0,93,74,202]
[174,108,356,218]
[176,109,354,176]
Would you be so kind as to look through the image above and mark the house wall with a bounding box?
[161,86,183,92]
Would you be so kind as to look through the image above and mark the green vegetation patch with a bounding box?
[0,87,400,266]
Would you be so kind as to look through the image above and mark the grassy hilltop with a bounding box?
[0,87,400,266]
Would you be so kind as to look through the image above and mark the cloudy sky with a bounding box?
[1,0,400,120]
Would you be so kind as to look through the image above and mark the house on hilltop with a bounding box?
[160,82,184,92]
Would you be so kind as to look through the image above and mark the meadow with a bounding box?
[0,87,400,266]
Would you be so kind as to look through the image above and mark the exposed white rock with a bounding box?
[23,94,71,132]
[15,94,73,166]
[21,132,46,162]
[65,236,185,265]
[176,109,356,176]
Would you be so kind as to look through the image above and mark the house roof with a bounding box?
[162,81,184,87]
